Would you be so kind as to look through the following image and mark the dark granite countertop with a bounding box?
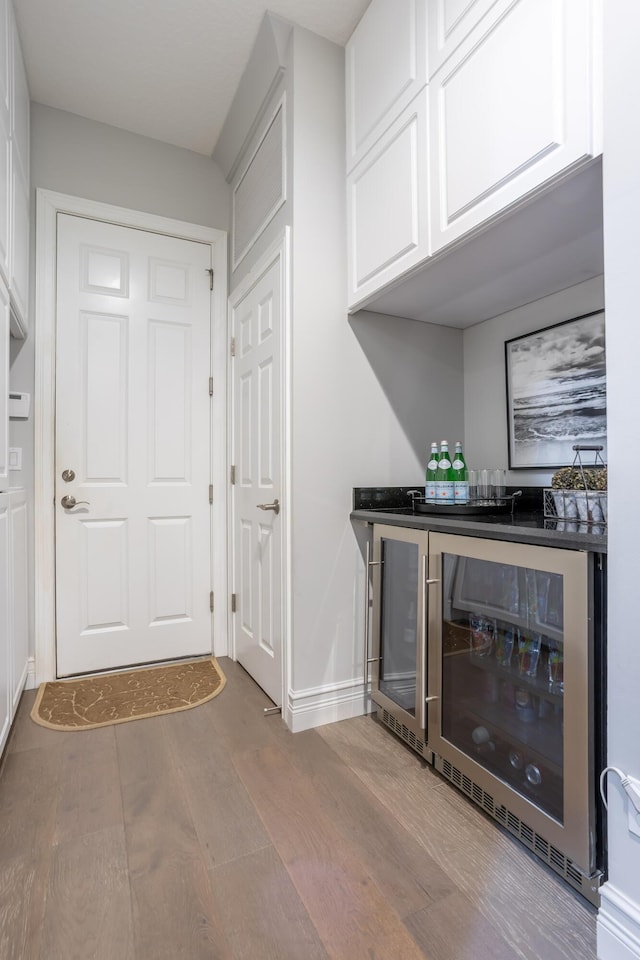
[350,487,607,553]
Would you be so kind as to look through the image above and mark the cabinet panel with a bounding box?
[428,0,501,77]
[10,4,28,181]
[347,89,429,308]
[0,503,10,755]
[9,493,27,713]
[429,0,594,253]
[346,0,427,171]
[0,274,8,486]
[10,156,28,326]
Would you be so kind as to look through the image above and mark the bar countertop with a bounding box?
[350,487,607,553]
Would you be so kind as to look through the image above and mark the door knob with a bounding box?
[61,494,90,509]
[257,498,280,515]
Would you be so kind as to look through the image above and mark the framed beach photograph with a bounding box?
[505,310,607,469]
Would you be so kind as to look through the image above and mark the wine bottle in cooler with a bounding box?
[452,441,469,504]
[425,442,438,502]
[435,441,454,503]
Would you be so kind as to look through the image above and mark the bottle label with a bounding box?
[436,481,454,502]
[454,481,469,503]
[438,458,451,470]
[426,483,437,502]
[427,458,438,471]
[452,458,465,471]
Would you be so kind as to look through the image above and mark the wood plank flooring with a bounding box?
[0,658,597,959]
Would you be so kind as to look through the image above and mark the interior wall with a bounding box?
[289,26,464,702]
[16,104,231,667]
[30,103,231,228]
[597,0,640,953]
[463,275,605,486]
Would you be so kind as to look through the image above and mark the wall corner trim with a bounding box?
[598,882,640,960]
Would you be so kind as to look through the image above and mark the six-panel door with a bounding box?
[55,214,213,676]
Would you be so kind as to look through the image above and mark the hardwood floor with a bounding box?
[0,658,597,959]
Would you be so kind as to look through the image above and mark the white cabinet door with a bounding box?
[8,3,28,330]
[9,4,27,181]
[0,273,8,487]
[0,0,9,288]
[347,87,429,308]
[346,0,427,171]
[0,499,10,755]
[9,155,27,326]
[427,0,500,77]
[429,0,596,253]
[9,489,27,713]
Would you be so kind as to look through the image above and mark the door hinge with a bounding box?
[231,593,237,613]
[230,465,236,485]
[209,376,213,396]
[230,337,236,358]
[209,484,213,504]
[206,268,214,291]
[210,591,214,612]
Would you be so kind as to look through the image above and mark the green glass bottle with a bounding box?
[425,442,439,502]
[452,441,469,504]
[435,441,454,503]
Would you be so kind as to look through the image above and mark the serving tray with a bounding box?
[413,500,511,516]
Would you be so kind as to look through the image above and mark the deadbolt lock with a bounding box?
[62,469,76,482]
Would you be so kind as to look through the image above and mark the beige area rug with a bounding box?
[30,657,226,731]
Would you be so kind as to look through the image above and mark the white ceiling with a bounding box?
[13,0,370,156]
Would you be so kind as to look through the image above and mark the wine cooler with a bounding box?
[368,524,604,904]
[369,526,432,759]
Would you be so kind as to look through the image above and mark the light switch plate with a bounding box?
[8,448,22,470]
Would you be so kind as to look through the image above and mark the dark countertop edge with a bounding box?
[350,509,607,554]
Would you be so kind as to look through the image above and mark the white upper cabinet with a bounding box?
[429,0,598,253]
[8,1,28,333]
[0,273,8,486]
[346,0,601,312]
[346,0,427,172]
[427,0,500,76]
[347,88,429,305]
[0,0,10,289]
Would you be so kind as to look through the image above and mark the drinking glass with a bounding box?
[478,469,493,500]
[518,632,541,677]
[470,614,495,657]
[468,469,479,502]
[492,469,506,499]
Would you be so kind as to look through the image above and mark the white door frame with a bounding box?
[228,229,291,720]
[34,189,228,684]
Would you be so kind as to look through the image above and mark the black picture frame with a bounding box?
[505,310,606,469]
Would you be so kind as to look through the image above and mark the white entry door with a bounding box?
[55,214,213,676]
[230,245,284,705]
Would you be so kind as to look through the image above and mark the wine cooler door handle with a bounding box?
[421,571,441,728]
[363,541,373,684]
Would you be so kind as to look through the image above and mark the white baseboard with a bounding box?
[598,882,640,960]
[286,678,374,733]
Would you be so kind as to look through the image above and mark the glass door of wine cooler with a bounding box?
[427,532,596,877]
[371,525,430,743]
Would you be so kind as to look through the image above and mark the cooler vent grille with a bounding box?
[379,709,430,760]
[433,753,602,906]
